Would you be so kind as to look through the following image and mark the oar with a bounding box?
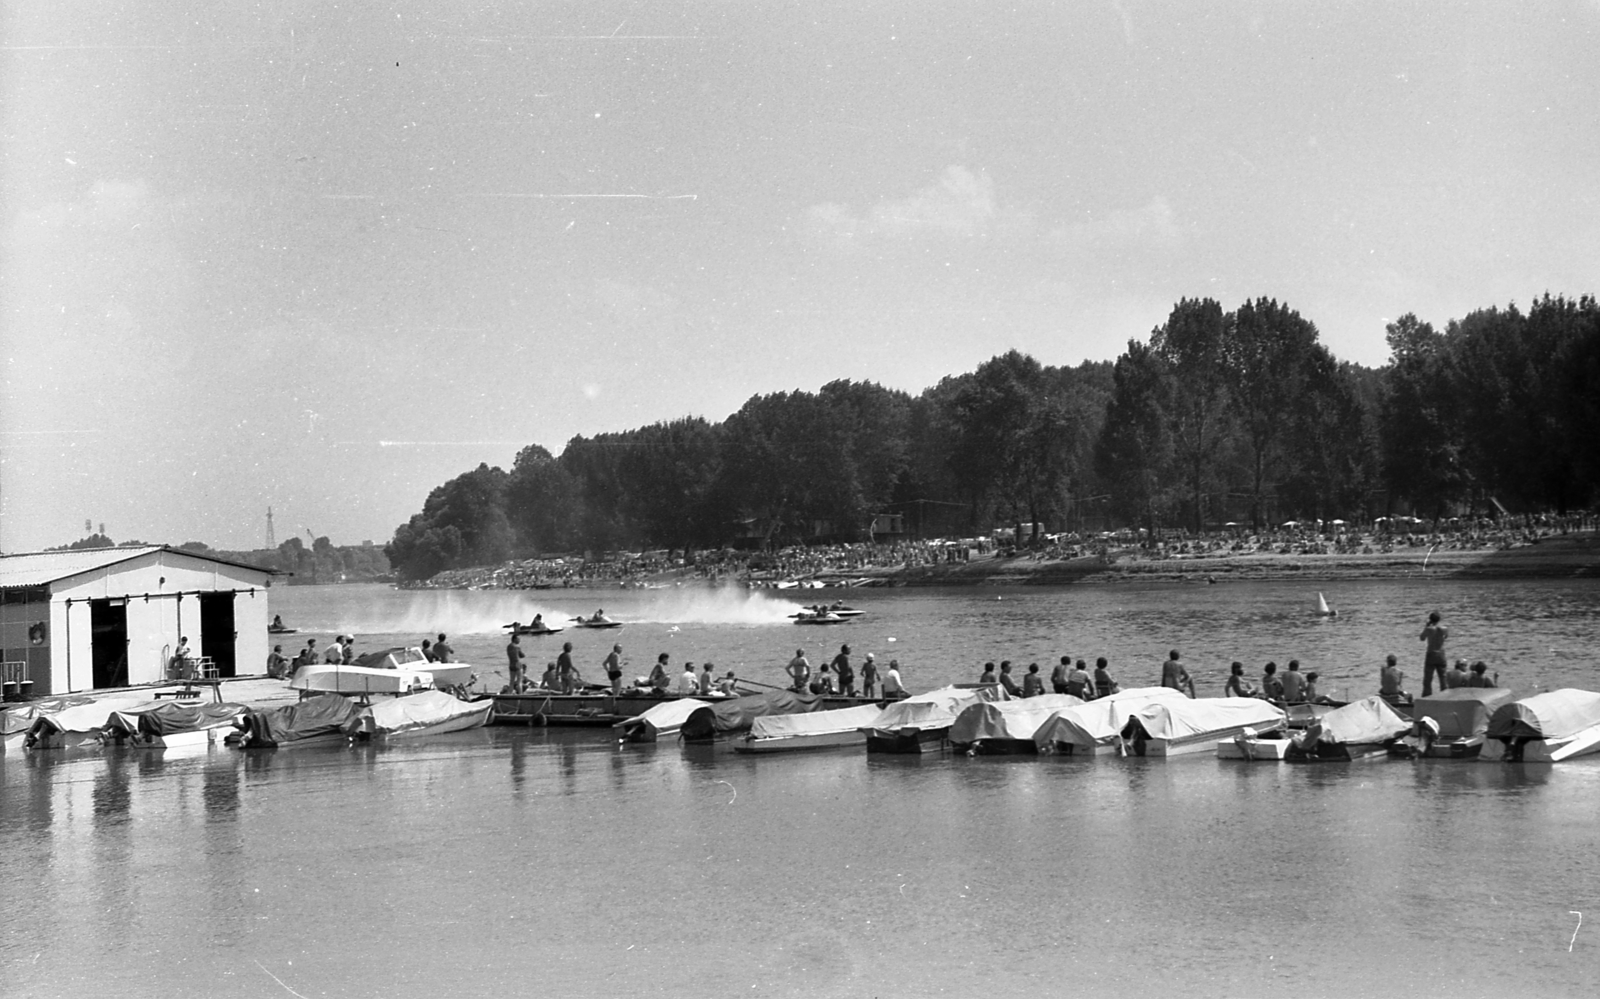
[735,676,787,692]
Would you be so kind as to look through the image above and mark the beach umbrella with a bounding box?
[1330,519,1347,525]
[1281,520,1298,528]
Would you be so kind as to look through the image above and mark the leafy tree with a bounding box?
[1224,298,1320,529]
[385,463,512,579]
[1150,298,1231,531]
[1095,340,1174,533]
[1381,313,1464,516]
[506,444,580,553]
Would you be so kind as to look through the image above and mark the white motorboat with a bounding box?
[1284,696,1411,762]
[863,684,1009,753]
[1488,689,1600,762]
[735,704,884,753]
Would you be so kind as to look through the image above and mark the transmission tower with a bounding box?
[266,507,276,549]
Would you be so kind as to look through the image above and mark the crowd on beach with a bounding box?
[396,512,1593,591]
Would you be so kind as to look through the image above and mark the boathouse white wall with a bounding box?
[0,548,276,696]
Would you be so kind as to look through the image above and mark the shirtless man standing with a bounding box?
[1419,611,1448,697]
[787,649,811,692]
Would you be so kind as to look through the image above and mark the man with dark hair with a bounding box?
[1280,660,1308,704]
[999,660,1022,697]
[1051,655,1072,695]
[1419,611,1448,696]
[832,644,855,696]
[1379,653,1409,705]
[1161,649,1195,698]
[433,633,454,664]
[506,633,526,691]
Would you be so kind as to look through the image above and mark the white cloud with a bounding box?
[1047,196,1184,254]
[804,165,1000,250]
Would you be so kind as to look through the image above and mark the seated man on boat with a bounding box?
[539,661,561,690]
[717,670,740,695]
[1022,663,1045,697]
[1280,660,1309,704]
[1379,654,1411,706]
[810,664,835,695]
[590,609,611,624]
[1066,659,1095,700]
[1160,650,1196,698]
[999,661,1024,697]
[1093,657,1119,697]
[649,654,672,693]
[272,615,287,630]
[883,660,907,699]
[1261,661,1284,701]
[1443,659,1472,690]
[699,663,716,695]
[1467,660,1498,687]
[1224,661,1257,698]
[1051,657,1072,695]
[677,662,702,695]
[979,662,998,686]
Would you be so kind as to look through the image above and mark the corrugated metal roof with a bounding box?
[0,546,278,589]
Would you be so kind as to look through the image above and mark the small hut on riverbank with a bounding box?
[0,546,279,698]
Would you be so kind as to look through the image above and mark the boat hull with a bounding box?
[491,690,874,727]
[865,727,948,754]
[1285,741,1395,763]
[1217,737,1292,760]
[1501,724,1600,762]
[735,730,866,753]
[1126,723,1268,758]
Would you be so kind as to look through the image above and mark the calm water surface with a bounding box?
[4,579,1599,998]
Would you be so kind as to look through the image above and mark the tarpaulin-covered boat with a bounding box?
[1487,689,1600,762]
[234,693,360,749]
[679,688,835,742]
[863,684,1009,754]
[103,702,246,748]
[614,698,712,743]
[948,694,1085,754]
[735,704,886,754]
[2,695,95,753]
[1402,688,1517,759]
[1120,697,1289,758]
[1285,696,1411,762]
[22,695,158,751]
[344,690,494,740]
[1032,687,1195,756]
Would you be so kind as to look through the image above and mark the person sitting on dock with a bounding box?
[267,645,288,679]
[649,654,672,692]
[1067,659,1095,700]
[1280,660,1308,704]
[979,662,998,686]
[1305,671,1326,703]
[603,644,623,695]
[1379,654,1410,705]
[295,639,318,668]
[883,660,907,699]
[1467,661,1498,687]
[677,662,701,695]
[861,653,878,698]
[1093,657,1118,697]
[787,649,811,692]
[811,664,834,695]
[433,634,454,664]
[1160,650,1195,698]
[1022,663,1045,698]
[1261,662,1284,701]
[540,661,560,690]
[1051,656,1072,695]
[999,661,1023,697]
[1224,661,1256,698]
[341,636,356,664]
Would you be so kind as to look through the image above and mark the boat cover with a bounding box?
[352,646,431,670]
[239,694,360,747]
[615,698,711,738]
[2,696,95,736]
[104,702,245,737]
[749,704,885,740]
[1413,688,1516,739]
[1486,689,1600,741]
[27,696,157,737]
[681,689,831,739]
[867,684,1009,734]
[1126,697,1288,742]
[1032,687,1194,750]
[1300,696,1409,746]
[344,690,492,738]
[289,663,436,695]
[949,694,1084,745]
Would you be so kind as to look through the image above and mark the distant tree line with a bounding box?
[385,293,1600,580]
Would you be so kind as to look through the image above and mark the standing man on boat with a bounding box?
[832,645,856,696]
[860,653,879,698]
[787,649,811,692]
[506,633,526,691]
[557,641,577,693]
[1160,650,1195,698]
[1419,611,1448,696]
[883,660,907,699]
[603,644,624,695]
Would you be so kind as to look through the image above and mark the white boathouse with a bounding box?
[0,546,278,697]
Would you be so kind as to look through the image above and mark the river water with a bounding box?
[4,579,1599,997]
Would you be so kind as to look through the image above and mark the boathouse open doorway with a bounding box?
[89,598,129,688]
[199,592,237,678]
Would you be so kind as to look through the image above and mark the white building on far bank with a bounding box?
[0,546,279,697]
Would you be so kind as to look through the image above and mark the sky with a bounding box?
[3,1,1597,553]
